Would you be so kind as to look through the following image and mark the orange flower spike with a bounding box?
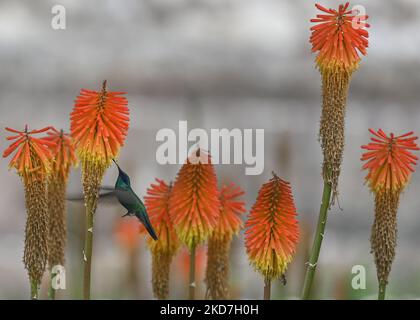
[310,2,369,72]
[212,183,246,240]
[3,126,55,182]
[143,179,179,254]
[361,129,419,193]
[142,179,181,300]
[44,128,77,180]
[70,80,129,166]
[245,173,299,281]
[170,149,220,250]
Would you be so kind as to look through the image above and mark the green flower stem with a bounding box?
[49,271,56,300]
[264,278,271,300]
[301,179,332,299]
[83,203,94,300]
[189,245,196,300]
[30,279,38,300]
[378,281,387,300]
[49,287,56,300]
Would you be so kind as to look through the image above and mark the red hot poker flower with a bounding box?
[212,183,246,241]
[3,126,55,182]
[361,129,419,193]
[245,173,299,281]
[44,128,77,180]
[169,149,220,250]
[143,179,179,254]
[70,80,129,166]
[142,179,180,300]
[310,2,369,71]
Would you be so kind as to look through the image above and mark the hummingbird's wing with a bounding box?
[113,188,141,207]
[66,187,115,201]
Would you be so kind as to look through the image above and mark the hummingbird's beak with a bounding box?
[112,159,121,171]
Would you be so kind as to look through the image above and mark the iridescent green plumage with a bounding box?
[113,160,158,240]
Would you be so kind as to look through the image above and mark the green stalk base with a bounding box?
[30,279,38,300]
[301,180,332,300]
[378,282,387,300]
[189,245,196,300]
[83,208,94,300]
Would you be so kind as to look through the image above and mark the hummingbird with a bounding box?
[111,159,158,241]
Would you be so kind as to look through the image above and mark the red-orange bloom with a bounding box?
[44,127,77,180]
[310,2,369,71]
[245,173,299,280]
[3,126,55,182]
[361,129,419,193]
[114,218,142,251]
[212,183,246,241]
[169,149,220,250]
[143,179,179,254]
[70,80,129,165]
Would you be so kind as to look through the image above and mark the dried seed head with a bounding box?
[47,174,67,268]
[371,190,399,285]
[81,159,106,214]
[319,67,351,204]
[24,179,49,285]
[151,250,175,300]
[205,234,231,300]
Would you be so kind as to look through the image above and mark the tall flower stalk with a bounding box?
[302,2,370,299]
[44,128,77,299]
[3,125,55,299]
[70,80,129,299]
[245,173,299,300]
[205,183,245,299]
[169,149,220,299]
[361,129,419,299]
[143,179,179,299]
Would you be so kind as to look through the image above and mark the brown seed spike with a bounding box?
[371,190,399,285]
[47,173,67,269]
[205,234,231,300]
[319,65,353,205]
[151,251,174,300]
[23,179,49,286]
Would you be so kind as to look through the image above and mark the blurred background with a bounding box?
[1,0,420,299]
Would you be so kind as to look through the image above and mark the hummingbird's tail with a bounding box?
[138,210,158,241]
[143,218,158,241]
